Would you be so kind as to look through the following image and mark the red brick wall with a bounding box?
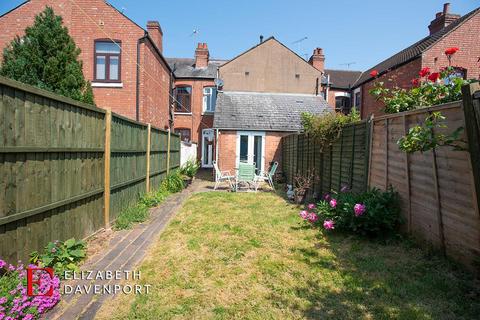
[138,39,171,129]
[422,12,480,80]
[360,58,422,118]
[0,0,171,127]
[217,130,290,173]
[173,78,215,161]
[216,130,236,172]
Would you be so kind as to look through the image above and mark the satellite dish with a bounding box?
[214,78,224,88]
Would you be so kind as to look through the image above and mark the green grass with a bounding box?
[99,192,480,320]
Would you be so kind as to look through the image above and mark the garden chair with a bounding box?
[235,162,257,192]
[213,161,234,191]
[254,161,278,191]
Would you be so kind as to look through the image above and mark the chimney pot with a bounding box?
[443,3,450,14]
[260,35,264,43]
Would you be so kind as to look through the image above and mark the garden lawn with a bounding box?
[97,192,480,320]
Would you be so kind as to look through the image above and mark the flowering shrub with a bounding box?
[299,187,402,237]
[369,48,472,114]
[30,238,86,277]
[0,260,61,319]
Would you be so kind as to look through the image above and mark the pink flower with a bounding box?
[308,213,318,223]
[8,264,15,272]
[307,203,316,210]
[340,185,349,193]
[23,315,33,320]
[323,220,335,230]
[354,203,366,216]
[329,199,337,208]
[0,260,5,269]
[323,193,331,201]
[299,210,309,220]
[0,297,6,305]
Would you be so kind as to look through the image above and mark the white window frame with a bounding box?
[202,86,217,113]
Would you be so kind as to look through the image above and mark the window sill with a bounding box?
[174,112,192,115]
[92,82,123,88]
[202,111,215,115]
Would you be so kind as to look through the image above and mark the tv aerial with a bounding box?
[340,62,357,69]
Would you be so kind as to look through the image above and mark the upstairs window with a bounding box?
[203,87,217,112]
[174,128,191,142]
[94,40,121,82]
[174,86,192,113]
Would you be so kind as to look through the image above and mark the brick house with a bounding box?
[166,44,226,168]
[214,37,331,174]
[0,0,172,129]
[352,3,480,118]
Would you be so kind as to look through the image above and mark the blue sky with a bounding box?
[1,0,478,71]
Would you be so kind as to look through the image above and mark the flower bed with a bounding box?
[299,187,403,237]
[0,260,61,320]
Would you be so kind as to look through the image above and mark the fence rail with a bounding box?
[0,76,179,263]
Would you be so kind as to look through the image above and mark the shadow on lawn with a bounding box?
[275,231,480,320]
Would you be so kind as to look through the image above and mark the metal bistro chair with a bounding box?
[213,160,234,191]
[235,162,257,192]
[254,161,278,191]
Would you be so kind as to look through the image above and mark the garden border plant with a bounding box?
[114,169,186,230]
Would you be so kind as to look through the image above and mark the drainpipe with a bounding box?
[215,128,219,168]
[135,35,144,122]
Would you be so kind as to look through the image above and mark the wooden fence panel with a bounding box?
[369,101,480,267]
[0,76,180,263]
[281,120,369,197]
[0,77,105,262]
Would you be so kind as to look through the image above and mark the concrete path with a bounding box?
[46,174,215,320]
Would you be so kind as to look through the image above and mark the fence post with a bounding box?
[402,114,412,232]
[103,109,112,229]
[146,124,151,193]
[461,83,480,214]
[366,115,374,188]
[166,128,171,176]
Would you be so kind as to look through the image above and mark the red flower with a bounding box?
[419,67,431,77]
[370,70,379,77]
[411,78,420,86]
[444,47,459,56]
[428,72,440,82]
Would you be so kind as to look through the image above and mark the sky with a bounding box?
[1,0,478,71]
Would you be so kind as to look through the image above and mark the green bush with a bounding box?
[301,108,360,151]
[162,169,185,193]
[180,159,200,178]
[316,187,403,237]
[29,238,86,277]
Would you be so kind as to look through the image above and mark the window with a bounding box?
[174,86,192,113]
[335,96,351,114]
[355,91,361,107]
[94,40,121,82]
[203,87,217,112]
[174,128,191,142]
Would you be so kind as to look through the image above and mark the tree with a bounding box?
[0,6,94,105]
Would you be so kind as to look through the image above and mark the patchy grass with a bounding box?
[98,192,480,319]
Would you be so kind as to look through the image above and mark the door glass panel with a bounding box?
[254,135,262,174]
[239,135,248,162]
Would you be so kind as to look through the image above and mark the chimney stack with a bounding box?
[428,3,460,35]
[309,48,325,73]
[195,43,209,68]
[147,21,163,53]
[260,35,264,43]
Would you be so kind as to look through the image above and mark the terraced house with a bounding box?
[0,0,173,129]
[352,3,480,118]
